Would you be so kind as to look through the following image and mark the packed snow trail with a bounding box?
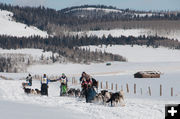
[0,79,179,119]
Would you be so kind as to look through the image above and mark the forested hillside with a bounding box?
[0,4,180,36]
[0,3,180,72]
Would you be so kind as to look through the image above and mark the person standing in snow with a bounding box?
[22,73,32,87]
[41,74,49,96]
[58,73,68,96]
[80,73,96,102]
[83,75,96,103]
[26,74,32,86]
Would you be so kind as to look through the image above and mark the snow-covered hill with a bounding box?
[62,5,162,18]
[64,7,123,13]
[0,9,48,37]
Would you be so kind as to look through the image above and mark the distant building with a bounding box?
[134,71,161,78]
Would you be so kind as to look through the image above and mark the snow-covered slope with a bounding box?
[0,9,48,37]
[77,29,180,41]
[81,45,180,62]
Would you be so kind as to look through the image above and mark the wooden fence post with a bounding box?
[160,85,162,96]
[97,81,99,89]
[106,81,108,90]
[171,88,173,97]
[74,78,76,84]
[140,88,142,95]
[116,84,118,91]
[101,82,103,89]
[72,77,75,84]
[148,86,151,96]
[111,83,113,90]
[134,84,136,94]
[126,84,129,93]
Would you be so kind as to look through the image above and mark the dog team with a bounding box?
[22,72,125,106]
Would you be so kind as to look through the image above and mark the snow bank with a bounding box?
[0,9,48,37]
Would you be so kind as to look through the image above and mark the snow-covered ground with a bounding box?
[24,45,180,77]
[0,74,180,119]
[0,9,48,37]
[0,45,180,119]
[81,45,180,62]
[76,29,180,41]
[26,61,180,76]
[1,45,180,119]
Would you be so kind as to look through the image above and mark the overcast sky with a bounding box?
[0,0,179,11]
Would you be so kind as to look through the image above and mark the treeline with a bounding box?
[0,57,12,72]
[0,54,27,73]
[0,4,180,35]
[61,5,118,12]
[0,35,127,64]
[0,34,180,52]
[0,34,180,72]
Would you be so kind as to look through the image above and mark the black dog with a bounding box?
[23,87,31,94]
[75,89,81,97]
[106,91,124,107]
[67,88,81,97]
[101,90,108,96]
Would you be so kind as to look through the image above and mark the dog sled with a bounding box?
[86,87,97,103]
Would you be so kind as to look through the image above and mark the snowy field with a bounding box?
[81,45,180,62]
[0,9,48,37]
[0,75,180,119]
[76,29,180,41]
[26,45,180,76]
[1,45,180,119]
[0,78,179,119]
